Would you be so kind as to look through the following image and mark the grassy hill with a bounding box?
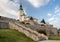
[49,36,60,40]
[0,29,35,42]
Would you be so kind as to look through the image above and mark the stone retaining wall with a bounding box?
[9,22,48,41]
[0,22,9,28]
[0,19,48,41]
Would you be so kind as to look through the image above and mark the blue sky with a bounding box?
[0,0,60,28]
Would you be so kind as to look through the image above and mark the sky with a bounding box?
[0,0,60,29]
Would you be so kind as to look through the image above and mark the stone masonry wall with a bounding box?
[9,22,48,41]
[0,22,9,28]
[0,18,48,41]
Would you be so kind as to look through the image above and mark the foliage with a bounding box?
[41,19,46,24]
[30,17,34,20]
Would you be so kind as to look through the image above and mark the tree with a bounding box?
[41,19,46,24]
[0,16,1,18]
[30,17,34,21]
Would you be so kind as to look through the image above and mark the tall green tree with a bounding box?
[41,19,46,24]
[30,17,34,21]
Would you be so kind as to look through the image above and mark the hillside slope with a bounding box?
[0,29,35,42]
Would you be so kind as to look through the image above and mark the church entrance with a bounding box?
[37,30,47,35]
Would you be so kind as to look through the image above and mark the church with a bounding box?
[17,4,58,36]
[0,3,58,36]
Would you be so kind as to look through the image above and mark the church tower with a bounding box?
[17,4,26,22]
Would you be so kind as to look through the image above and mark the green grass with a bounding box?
[48,36,60,40]
[0,29,36,42]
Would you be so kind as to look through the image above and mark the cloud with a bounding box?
[0,0,19,19]
[55,5,60,13]
[48,15,60,28]
[53,0,56,2]
[48,13,60,29]
[27,0,50,8]
[0,0,27,19]
[0,0,8,3]
[47,13,52,16]
[47,5,60,28]
[48,18,54,21]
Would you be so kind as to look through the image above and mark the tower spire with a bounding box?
[19,0,23,10]
[18,0,26,22]
[19,4,23,10]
